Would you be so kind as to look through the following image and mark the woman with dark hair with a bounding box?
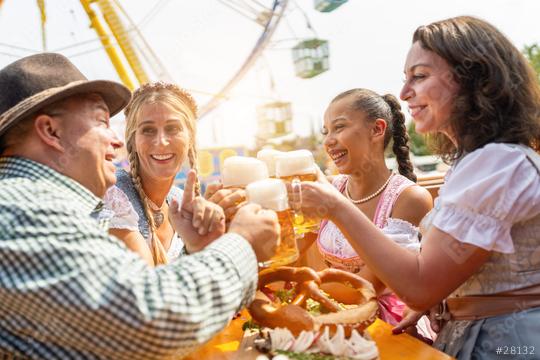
[301,89,432,328]
[296,16,540,358]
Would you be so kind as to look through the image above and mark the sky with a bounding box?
[1,0,540,149]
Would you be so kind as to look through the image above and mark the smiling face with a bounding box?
[400,41,460,136]
[57,93,123,197]
[322,96,375,175]
[134,102,190,183]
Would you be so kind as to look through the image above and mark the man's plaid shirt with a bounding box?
[0,157,258,359]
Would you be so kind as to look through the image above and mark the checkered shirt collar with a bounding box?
[0,156,103,213]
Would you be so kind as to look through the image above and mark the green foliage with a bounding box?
[241,320,260,331]
[305,298,323,316]
[275,288,296,304]
[523,43,540,83]
[407,122,432,156]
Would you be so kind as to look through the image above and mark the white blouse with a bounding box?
[103,186,184,261]
[427,143,540,253]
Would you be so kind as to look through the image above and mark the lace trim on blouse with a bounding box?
[100,185,184,260]
[101,185,139,232]
[317,174,420,270]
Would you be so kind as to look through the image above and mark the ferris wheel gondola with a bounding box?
[292,38,329,79]
[314,0,348,13]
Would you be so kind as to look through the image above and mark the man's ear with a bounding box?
[371,118,388,140]
[34,114,64,152]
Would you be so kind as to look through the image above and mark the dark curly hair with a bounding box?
[332,89,417,182]
[412,16,540,161]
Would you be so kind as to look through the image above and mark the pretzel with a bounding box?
[250,267,321,335]
[248,267,378,336]
[293,280,340,312]
[258,266,321,289]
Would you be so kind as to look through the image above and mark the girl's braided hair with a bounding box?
[331,89,417,182]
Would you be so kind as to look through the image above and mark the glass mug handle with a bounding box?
[291,178,305,225]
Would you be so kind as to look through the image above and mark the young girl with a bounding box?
[304,89,432,327]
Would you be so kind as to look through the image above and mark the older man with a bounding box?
[0,53,279,359]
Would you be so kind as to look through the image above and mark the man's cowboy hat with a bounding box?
[0,52,131,138]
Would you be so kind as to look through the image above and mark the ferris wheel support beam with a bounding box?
[37,0,47,50]
[79,0,135,90]
[199,0,289,118]
[96,0,149,85]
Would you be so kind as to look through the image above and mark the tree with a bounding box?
[523,43,540,83]
[407,122,432,156]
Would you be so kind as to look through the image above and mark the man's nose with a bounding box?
[109,130,123,149]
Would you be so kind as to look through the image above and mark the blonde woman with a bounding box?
[101,81,225,265]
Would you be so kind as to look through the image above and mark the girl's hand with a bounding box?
[291,180,344,222]
[392,307,426,335]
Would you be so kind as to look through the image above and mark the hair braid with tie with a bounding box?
[127,146,169,265]
[382,94,417,182]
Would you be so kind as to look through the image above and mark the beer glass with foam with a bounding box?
[221,156,269,189]
[275,150,319,234]
[257,148,284,178]
[246,178,299,267]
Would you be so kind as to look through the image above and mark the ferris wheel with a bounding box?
[0,0,347,120]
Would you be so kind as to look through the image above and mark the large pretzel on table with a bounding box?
[248,267,378,336]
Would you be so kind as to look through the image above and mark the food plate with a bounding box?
[245,266,381,359]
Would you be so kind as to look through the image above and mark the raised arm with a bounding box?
[297,145,540,311]
[298,181,489,310]
[0,198,279,360]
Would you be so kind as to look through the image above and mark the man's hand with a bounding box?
[228,203,280,263]
[169,170,226,254]
[205,182,246,222]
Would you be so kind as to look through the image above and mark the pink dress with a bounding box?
[317,174,418,325]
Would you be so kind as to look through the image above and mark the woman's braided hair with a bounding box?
[331,89,417,182]
[124,81,199,265]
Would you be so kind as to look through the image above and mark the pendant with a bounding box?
[153,211,164,228]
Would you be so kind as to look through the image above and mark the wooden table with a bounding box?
[184,311,454,359]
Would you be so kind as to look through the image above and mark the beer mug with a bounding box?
[257,148,284,178]
[221,156,269,189]
[246,178,299,267]
[275,150,319,234]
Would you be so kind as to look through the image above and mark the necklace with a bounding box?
[146,196,165,228]
[345,173,394,204]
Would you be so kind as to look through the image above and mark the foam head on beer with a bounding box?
[222,156,269,188]
[275,149,316,178]
[256,148,284,177]
[246,179,289,212]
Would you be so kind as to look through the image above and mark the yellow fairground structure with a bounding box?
[79,0,150,90]
[0,0,157,90]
